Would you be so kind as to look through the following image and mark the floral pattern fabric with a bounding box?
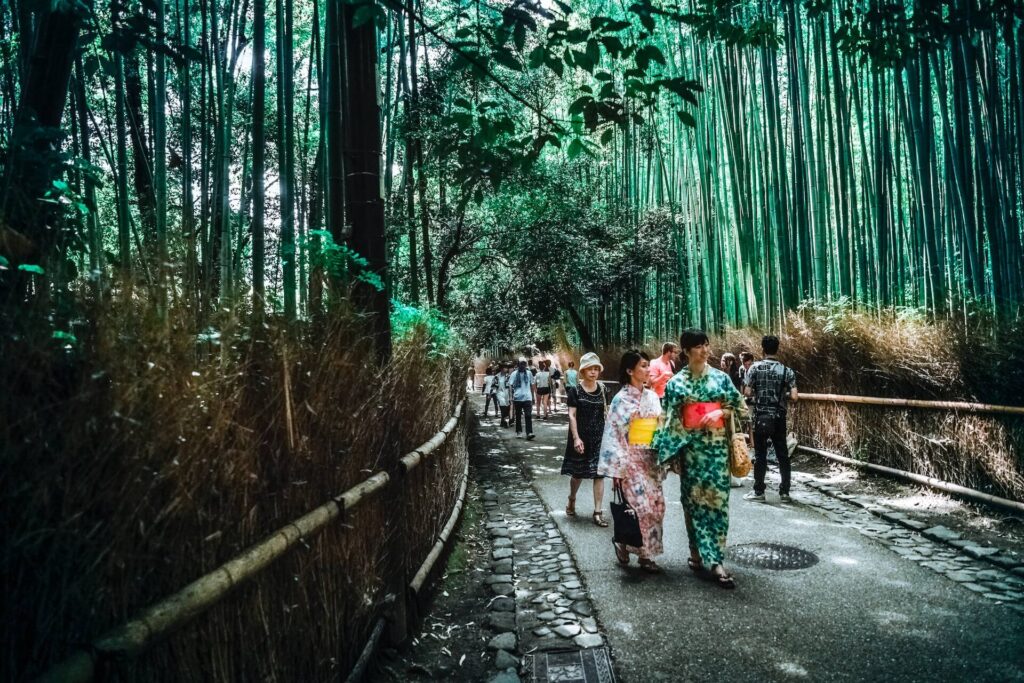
[598,386,665,559]
[652,366,746,567]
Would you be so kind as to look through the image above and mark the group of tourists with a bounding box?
[485,330,798,590]
[480,358,578,434]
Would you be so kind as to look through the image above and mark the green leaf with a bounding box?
[18,264,45,275]
[568,95,593,115]
[600,35,624,56]
[53,330,78,344]
[677,110,697,127]
[567,138,584,160]
[492,47,523,71]
[528,46,546,69]
[600,128,614,145]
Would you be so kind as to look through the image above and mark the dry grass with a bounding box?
[715,307,1024,501]
[1,296,466,681]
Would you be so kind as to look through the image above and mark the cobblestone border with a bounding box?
[474,424,607,683]
[786,472,1024,613]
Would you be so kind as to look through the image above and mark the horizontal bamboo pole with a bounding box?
[797,445,1024,514]
[799,393,1024,416]
[37,398,467,683]
[410,458,469,594]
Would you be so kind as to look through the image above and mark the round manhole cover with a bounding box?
[729,543,819,570]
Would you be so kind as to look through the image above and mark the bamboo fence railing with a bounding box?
[797,393,1024,416]
[37,398,468,683]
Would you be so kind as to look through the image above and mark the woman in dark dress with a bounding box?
[562,352,609,526]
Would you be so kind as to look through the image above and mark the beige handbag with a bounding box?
[727,413,752,478]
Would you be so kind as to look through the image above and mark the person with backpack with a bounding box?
[742,335,798,503]
[550,364,563,411]
[509,359,536,440]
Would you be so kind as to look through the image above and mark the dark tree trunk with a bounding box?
[342,3,391,361]
[0,2,83,292]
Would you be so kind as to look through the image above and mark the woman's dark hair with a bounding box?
[761,335,780,355]
[679,328,709,351]
[618,349,650,387]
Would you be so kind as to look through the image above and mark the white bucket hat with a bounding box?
[578,352,603,373]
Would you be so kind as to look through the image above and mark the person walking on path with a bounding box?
[550,363,563,411]
[743,335,798,503]
[483,368,499,417]
[562,352,609,527]
[653,329,746,589]
[720,352,742,391]
[648,342,679,398]
[510,359,536,440]
[564,361,578,390]
[496,364,512,428]
[535,361,552,418]
[598,350,665,572]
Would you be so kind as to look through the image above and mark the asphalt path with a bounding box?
[479,397,1024,683]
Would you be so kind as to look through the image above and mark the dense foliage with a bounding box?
[1,1,1022,342]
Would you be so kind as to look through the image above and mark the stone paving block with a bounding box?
[491,597,515,612]
[574,633,604,648]
[488,632,517,651]
[922,525,962,542]
[494,651,520,670]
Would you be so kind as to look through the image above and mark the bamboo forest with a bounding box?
[2,0,1024,681]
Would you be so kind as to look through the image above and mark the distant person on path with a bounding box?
[482,367,499,417]
[743,335,798,503]
[496,364,512,428]
[720,352,742,391]
[653,329,746,589]
[738,352,754,383]
[562,352,609,527]
[565,361,578,390]
[648,342,679,398]
[598,350,665,572]
[510,359,536,440]
[535,361,552,418]
[550,363,563,411]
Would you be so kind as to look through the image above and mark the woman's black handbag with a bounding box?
[610,481,643,548]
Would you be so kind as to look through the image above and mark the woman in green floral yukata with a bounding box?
[652,328,746,589]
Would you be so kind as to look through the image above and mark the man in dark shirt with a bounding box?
[742,335,798,502]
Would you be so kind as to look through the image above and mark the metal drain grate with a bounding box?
[729,542,819,570]
[523,646,616,683]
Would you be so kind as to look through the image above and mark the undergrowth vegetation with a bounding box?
[1,297,467,680]
[717,307,1024,501]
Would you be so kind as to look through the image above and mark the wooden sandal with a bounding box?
[592,511,609,528]
[713,568,736,589]
[639,559,663,574]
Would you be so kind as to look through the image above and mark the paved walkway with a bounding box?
[478,395,1024,682]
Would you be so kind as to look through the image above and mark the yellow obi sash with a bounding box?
[627,417,658,446]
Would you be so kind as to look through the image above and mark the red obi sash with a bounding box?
[681,402,723,429]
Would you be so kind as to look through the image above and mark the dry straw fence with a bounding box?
[35,398,469,683]
[717,313,1024,504]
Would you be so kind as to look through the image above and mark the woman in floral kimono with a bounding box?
[598,350,665,572]
[652,328,746,588]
